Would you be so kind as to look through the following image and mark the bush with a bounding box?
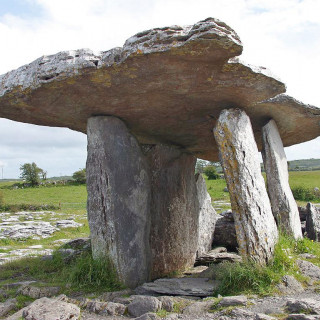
[0,191,3,206]
[291,186,316,201]
[204,166,220,180]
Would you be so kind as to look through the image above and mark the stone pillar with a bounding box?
[262,119,302,239]
[143,145,199,279]
[213,109,278,264]
[195,173,217,257]
[305,203,320,241]
[86,116,151,288]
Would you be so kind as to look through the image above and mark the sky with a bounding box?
[0,0,319,178]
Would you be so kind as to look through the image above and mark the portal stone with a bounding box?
[213,109,278,264]
[86,116,151,288]
[262,119,302,239]
[195,173,217,257]
[305,202,320,241]
[143,145,199,279]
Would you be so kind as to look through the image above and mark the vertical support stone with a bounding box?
[213,109,278,264]
[262,119,302,239]
[143,145,199,279]
[195,173,217,257]
[86,116,151,288]
[305,202,320,241]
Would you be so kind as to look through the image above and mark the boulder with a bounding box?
[305,203,320,241]
[86,300,126,316]
[195,173,217,257]
[22,297,80,320]
[276,275,304,295]
[212,210,238,249]
[213,109,278,264]
[127,295,162,317]
[143,144,199,279]
[262,119,302,239]
[87,116,151,288]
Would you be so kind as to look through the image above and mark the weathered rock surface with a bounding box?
[195,250,242,265]
[127,295,162,317]
[305,203,320,241]
[86,300,126,316]
[182,299,215,315]
[195,173,217,257]
[286,298,320,314]
[21,297,80,320]
[143,145,198,279]
[219,295,248,307]
[296,260,320,282]
[87,116,151,288]
[213,109,278,264]
[2,19,317,162]
[0,298,17,317]
[18,284,60,298]
[212,210,238,249]
[262,119,302,239]
[276,275,304,295]
[286,315,320,320]
[135,278,219,297]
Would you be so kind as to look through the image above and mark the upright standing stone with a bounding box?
[213,109,278,264]
[195,173,217,257]
[143,145,199,279]
[262,119,302,239]
[305,202,320,241]
[87,116,151,288]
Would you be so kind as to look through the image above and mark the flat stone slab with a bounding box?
[0,18,318,161]
[135,278,219,297]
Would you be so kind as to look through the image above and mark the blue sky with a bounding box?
[0,0,319,178]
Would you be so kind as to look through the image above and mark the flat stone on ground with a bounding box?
[135,278,219,297]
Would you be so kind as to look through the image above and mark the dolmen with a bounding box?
[0,18,319,287]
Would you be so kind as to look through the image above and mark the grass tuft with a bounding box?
[212,234,320,296]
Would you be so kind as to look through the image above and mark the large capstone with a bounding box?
[142,145,199,279]
[86,116,151,288]
[213,109,278,264]
[262,119,302,239]
[195,173,217,257]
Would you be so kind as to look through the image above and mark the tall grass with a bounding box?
[212,234,320,296]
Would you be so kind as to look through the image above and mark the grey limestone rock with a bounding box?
[305,203,320,241]
[262,119,302,239]
[127,295,162,317]
[22,297,80,320]
[276,275,304,295]
[86,300,126,316]
[0,298,17,317]
[296,260,320,282]
[87,116,151,288]
[135,278,219,297]
[213,109,278,264]
[143,144,199,279]
[157,296,175,312]
[286,315,320,320]
[286,298,320,314]
[195,173,217,257]
[196,250,242,265]
[134,312,161,320]
[212,210,238,249]
[17,285,60,299]
[182,299,215,315]
[219,295,248,307]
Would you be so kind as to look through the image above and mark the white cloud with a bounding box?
[0,0,319,177]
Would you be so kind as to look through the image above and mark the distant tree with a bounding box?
[20,162,43,186]
[195,159,208,174]
[73,168,86,184]
[204,165,220,180]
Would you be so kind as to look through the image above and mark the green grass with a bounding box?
[0,251,123,294]
[212,234,320,296]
